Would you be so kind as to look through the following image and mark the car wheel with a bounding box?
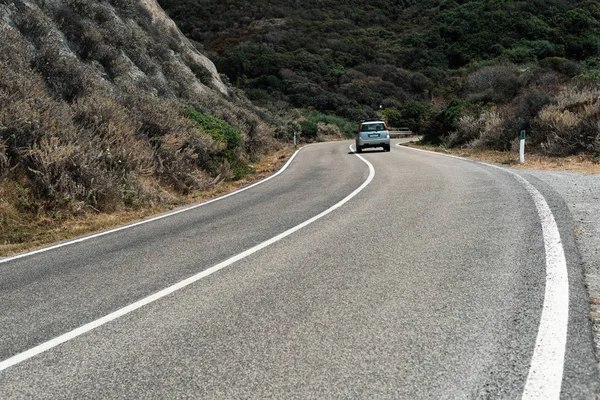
[384,145,390,152]
[356,145,362,153]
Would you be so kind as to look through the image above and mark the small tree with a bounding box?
[381,108,403,127]
[299,120,318,140]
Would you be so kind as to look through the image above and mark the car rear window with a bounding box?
[361,123,385,132]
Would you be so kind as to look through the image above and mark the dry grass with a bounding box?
[0,146,295,258]
[405,143,600,174]
[0,205,164,257]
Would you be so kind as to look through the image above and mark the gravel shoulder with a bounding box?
[513,168,600,368]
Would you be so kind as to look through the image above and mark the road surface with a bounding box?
[0,140,597,398]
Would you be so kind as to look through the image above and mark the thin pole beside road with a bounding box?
[520,130,526,164]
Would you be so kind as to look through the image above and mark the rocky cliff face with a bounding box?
[0,0,229,97]
[136,0,229,95]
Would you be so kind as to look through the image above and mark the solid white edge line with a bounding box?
[1,148,305,265]
[0,144,375,372]
[400,144,568,399]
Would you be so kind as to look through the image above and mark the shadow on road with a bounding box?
[347,149,388,155]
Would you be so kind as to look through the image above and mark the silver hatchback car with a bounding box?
[355,120,391,152]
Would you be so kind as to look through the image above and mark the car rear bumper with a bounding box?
[357,139,390,148]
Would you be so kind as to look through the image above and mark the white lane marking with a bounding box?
[504,168,568,400]
[0,144,375,372]
[1,148,304,265]
[401,145,568,399]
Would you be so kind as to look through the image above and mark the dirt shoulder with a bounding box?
[403,142,600,175]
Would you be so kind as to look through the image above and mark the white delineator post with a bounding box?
[520,130,526,164]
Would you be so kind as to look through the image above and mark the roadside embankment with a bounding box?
[0,148,295,258]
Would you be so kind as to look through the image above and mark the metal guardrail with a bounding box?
[388,128,414,138]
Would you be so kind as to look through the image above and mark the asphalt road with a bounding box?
[0,140,597,398]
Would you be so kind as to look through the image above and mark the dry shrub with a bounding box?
[189,95,279,161]
[445,114,483,147]
[528,71,565,89]
[25,122,149,213]
[72,92,155,176]
[512,90,556,122]
[0,23,128,212]
[8,2,100,102]
[155,129,214,192]
[0,25,74,160]
[497,89,557,148]
[242,117,276,160]
[532,85,600,155]
[317,122,342,137]
[235,105,278,155]
[0,141,8,179]
[469,109,508,150]
[23,88,218,211]
[26,135,121,212]
[162,58,199,98]
[119,89,221,191]
[37,46,100,102]
[446,109,507,150]
[465,64,523,103]
[182,53,214,86]
[448,86,558,151]
[0,0,282,220]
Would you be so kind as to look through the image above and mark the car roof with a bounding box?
[360,120,386,124]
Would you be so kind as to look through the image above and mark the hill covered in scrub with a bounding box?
[160,0,600,155]
[0,0,294,247]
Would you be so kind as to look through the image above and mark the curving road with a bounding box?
[0,140,597,398]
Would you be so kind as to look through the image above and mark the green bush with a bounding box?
[505,40,558,63]
[184,107,258,180]
[186,107,242,151]
[577,57,600,82]
[299,120,318,139]
[301,109,355,137]
[421,99,465,145]
[539,57,582,77]
[160,0,600,143]
[397,101,432,132]
[381,108,403,127]
[577,70,600,83]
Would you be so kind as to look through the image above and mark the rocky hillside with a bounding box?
[161,0,600,155]
[0,0,284,225]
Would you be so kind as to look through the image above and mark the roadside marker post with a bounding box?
[520,130,526,164]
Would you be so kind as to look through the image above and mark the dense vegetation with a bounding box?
[1,0,599,251]
[160,0,600,154]
[0,0,289,248]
